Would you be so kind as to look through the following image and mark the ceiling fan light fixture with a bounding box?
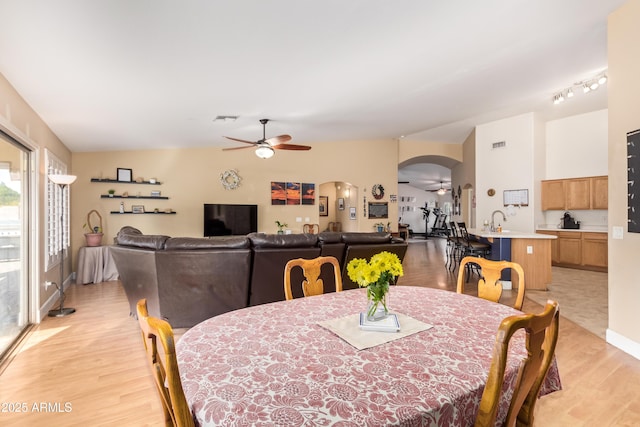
[437,187,447,195]
[255,145,274,159]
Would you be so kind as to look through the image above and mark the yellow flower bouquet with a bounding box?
[347,251,404,320]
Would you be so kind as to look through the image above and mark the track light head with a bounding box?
[598,74,607,85]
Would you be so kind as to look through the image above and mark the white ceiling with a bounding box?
[0,1,621,186]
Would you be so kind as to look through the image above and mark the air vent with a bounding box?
[214,115,238,122]
[492,141,506,149]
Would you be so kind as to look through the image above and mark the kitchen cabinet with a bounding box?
[541,175,608,210]
[582,232,608,269]
[556,231,582,265]
[565,178,591,210]
[541,180,565,210]
[536,230,607,272]
[590,176,608,209]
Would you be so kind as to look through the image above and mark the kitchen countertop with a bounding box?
[467,228,557,239]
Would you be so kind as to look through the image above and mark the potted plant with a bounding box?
[108,189,115,197]
[374,222,385,232]
[275,220,288,235]
[84,209,104,246]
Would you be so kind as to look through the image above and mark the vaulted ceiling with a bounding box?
[0,0,619,185]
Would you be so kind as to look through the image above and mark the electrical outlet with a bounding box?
[44,281,53,290]
[526,246,533,254]
[296,217,302,222]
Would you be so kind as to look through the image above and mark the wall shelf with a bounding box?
[91,178,161,185]
[101,195,168,200]
[110,211,176,215]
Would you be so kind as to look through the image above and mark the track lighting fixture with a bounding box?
[598,74,607,85]
[553,70,608,105]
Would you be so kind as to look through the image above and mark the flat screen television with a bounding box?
[204,204,258,236]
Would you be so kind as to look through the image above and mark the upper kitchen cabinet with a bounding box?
[590,175,608,209]
[541,176,608,210]
[565,178,591,210]
[541,180,566,210]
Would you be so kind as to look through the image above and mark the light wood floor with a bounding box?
[1,237,639,426]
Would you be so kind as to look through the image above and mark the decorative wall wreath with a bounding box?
[372,184,385,200]
[220,169,242,190]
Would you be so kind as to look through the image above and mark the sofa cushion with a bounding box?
[165,236,250,250]
[341,232,392,244]
[318,231,343,244]
[248,232,318,248]
[115,227,170,250]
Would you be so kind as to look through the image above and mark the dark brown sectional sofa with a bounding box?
[111,226,408,328]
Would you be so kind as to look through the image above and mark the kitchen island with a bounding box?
[467,228,557,291]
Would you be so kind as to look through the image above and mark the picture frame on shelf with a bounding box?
[132,205,145,214]
[117,168,133,182]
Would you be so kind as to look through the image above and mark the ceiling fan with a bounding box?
[426,182,450,195]
[222,119,311,159]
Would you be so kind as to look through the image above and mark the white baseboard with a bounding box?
[606,329,640,361]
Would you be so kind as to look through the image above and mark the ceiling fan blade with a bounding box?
[265,134,292,145]
[272,143,312,151]
[224,136,257,145]
[222,145,255,151]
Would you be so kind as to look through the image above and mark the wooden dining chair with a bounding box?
[136,299,195,427]
[475,300,560,427]
[284,256,343,300]
[303,223,319,234]
[457,256,526,310]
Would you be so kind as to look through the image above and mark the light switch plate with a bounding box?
[613,226,623,239]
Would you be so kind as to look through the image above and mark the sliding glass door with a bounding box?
[0,132,29,358]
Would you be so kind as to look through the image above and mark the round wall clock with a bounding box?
[220,169,242,190]
[372,184,385,200]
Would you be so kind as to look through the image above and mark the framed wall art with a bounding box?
[319,196,328,216]
[117,168,132,182]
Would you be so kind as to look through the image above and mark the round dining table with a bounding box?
[176,286,561,426]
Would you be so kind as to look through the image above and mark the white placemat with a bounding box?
[318,312,433,350]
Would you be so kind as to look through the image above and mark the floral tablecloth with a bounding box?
[176,286,561,426]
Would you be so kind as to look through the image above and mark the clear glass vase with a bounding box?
[366,292,389,321]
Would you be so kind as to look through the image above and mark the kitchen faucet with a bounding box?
[491,210,507,232]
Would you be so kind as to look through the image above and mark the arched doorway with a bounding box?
[398,155,460,237]
[319,181,359,232]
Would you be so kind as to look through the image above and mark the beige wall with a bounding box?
[451,129,476,225]
[71,139,400,263]
[607,0,640,357]
[0,73,74,317]
[398,140,462,165]
[475,113,537,232]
